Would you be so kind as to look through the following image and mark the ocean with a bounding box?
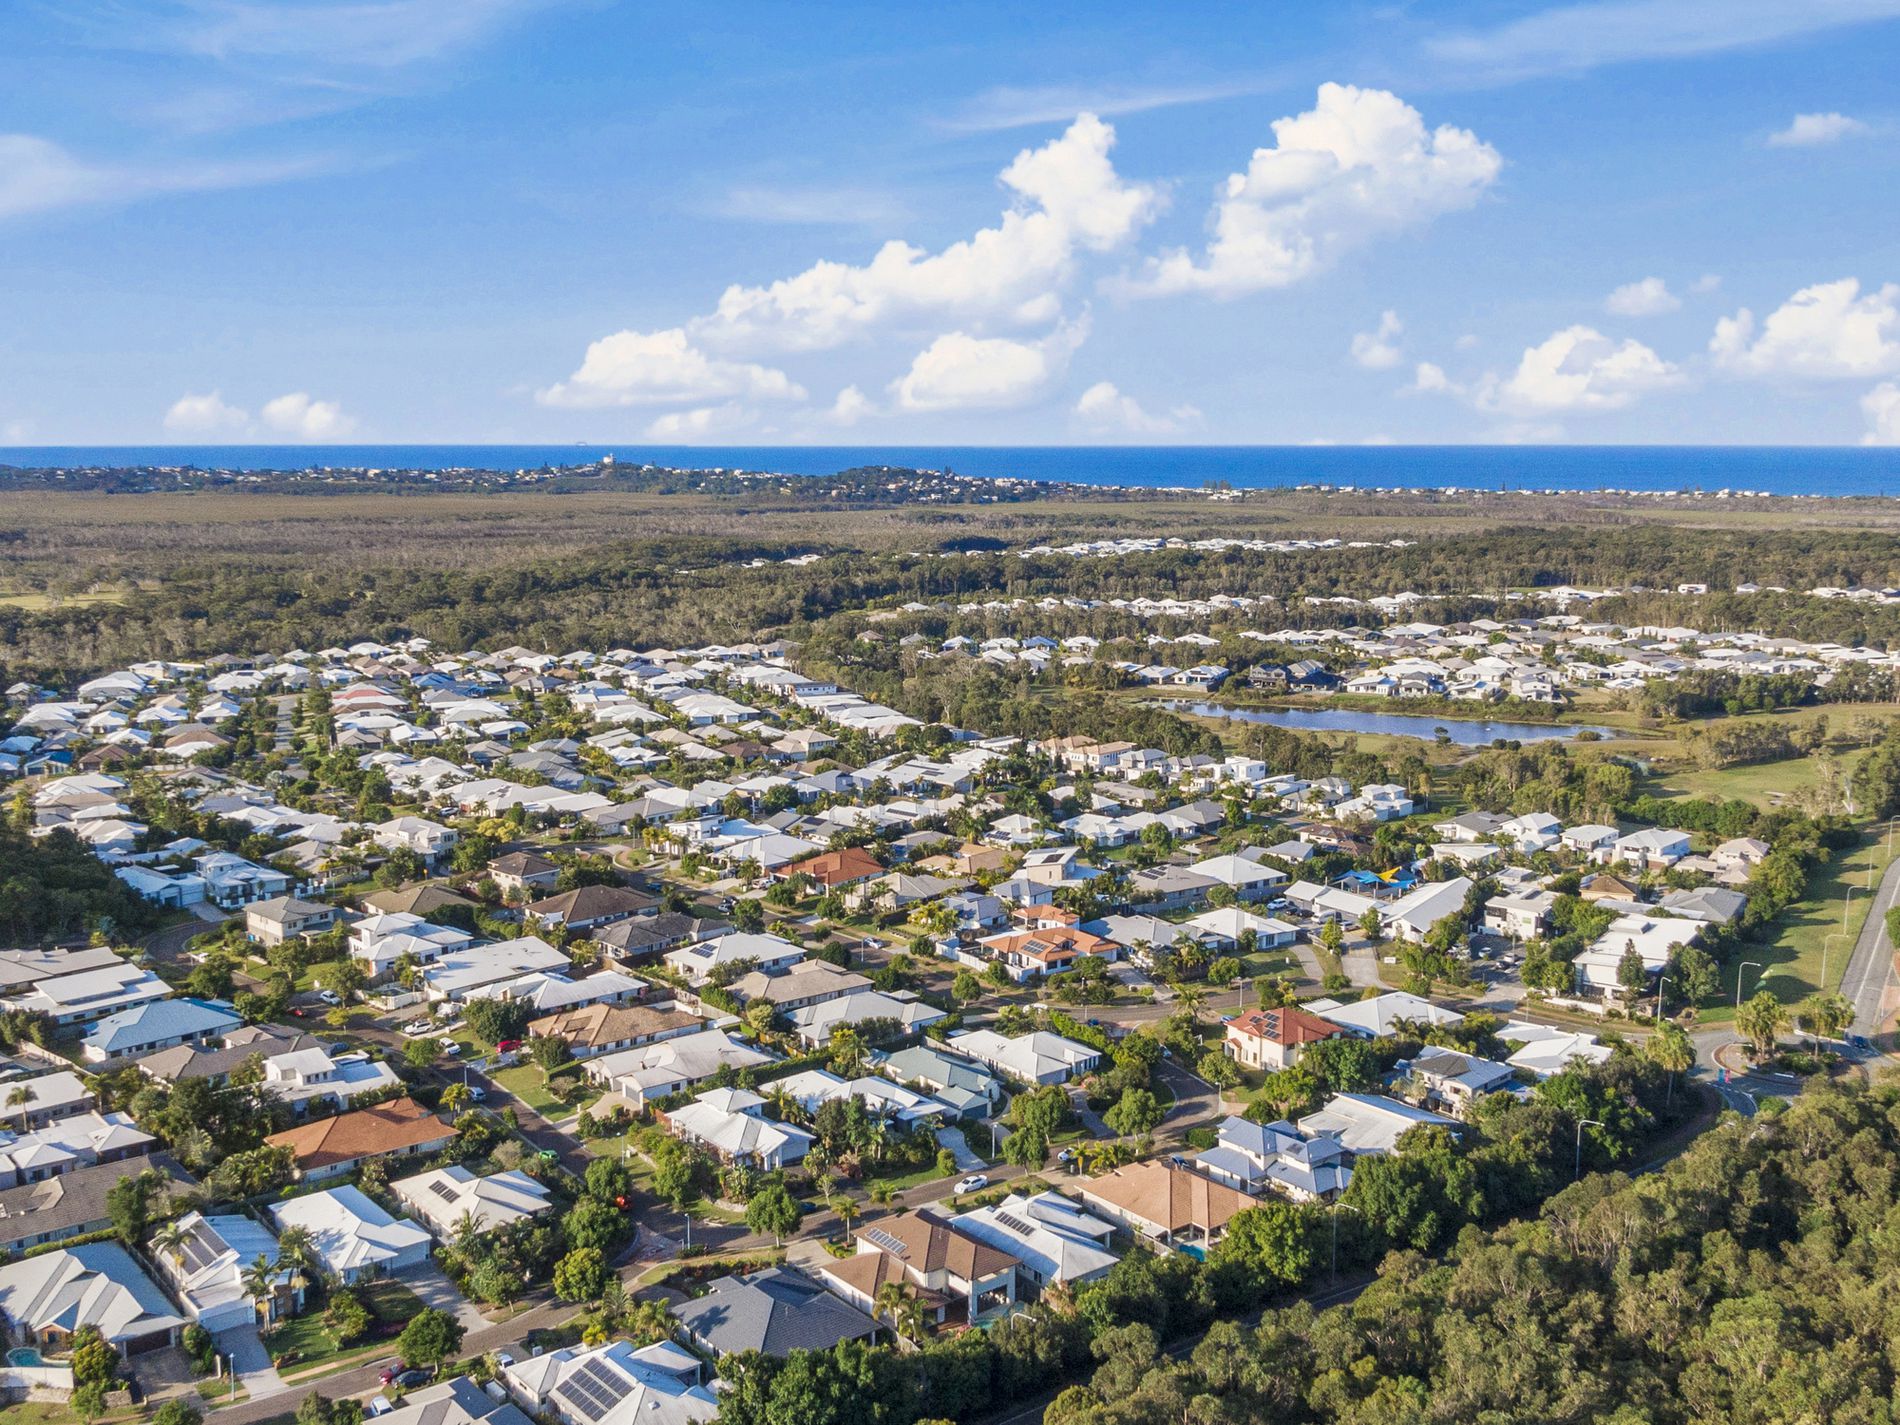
[5,444,1900,496]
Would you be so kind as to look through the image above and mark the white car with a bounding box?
[401,1021,435,1038]
[439,1038,462,1056]
[955,1174,989,1194]
[317,989,341,1006]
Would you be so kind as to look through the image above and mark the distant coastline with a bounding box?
[4,443,1900,497]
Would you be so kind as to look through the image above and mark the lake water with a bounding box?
[1170,701,1617,745]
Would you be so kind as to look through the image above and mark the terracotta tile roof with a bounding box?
[781,847,885,888]
[264,1096,451,1171]
[1078,1163,1253,1234]
[1226,1006,1341,1047]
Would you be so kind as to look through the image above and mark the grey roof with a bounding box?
[135,1024,313,1083]
[669,1267,878,1358]
[0,1154,193,1248]
[83,998,242,1055]
[1658,886,1748,924]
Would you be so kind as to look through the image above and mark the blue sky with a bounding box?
[4,0,1900,446]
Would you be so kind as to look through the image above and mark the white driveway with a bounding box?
[214,1325,287,1400]
[400,1261,491,1334]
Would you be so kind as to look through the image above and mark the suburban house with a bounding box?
[1399,1049,1518,1113]
[152,1211,299,1330]
[952,1192,1120,1293]
[422,936,571,1001]
[503,1338,718,1425]
[0,1112,158,1189]
[874,1044,1000,1119]
[1606,827,1692,872]
[944,1029,1101,1086]
[665,932,805,987]
[979,923,1119,983]
[269,1186,432,1283]
[0,1071,96,1130]
[349,912,476,980]
[1379,877,1474,944]
[258,1045,404,1116]
[0,1154,189,1254]
[776,846,885,889]
[1223,1006,1343,1071]
[529,1000,704,1059]
[525,884,658,932]
[81,998,244,1066]
[10,961,172,1029]
[1076,1162,1254,1249]
[787,989,946,1047]
[264,1096,454,1180]
[487,851,560,895]
[1483,890,1557,941]
[0,1242,186,1357]
[195,852,291,908]
[373,815,459,864]
[1307,991,1465,1039]
[392,1165,556,1239]
[1298,1092,1461,1156]
[668,1267,880,1360]
[583,1028,775,1108]
[662,1087,813,1169]
[728,960,870,1014]
[817,1208,1020,1326]
[774,1069,948,1127]
[1191,1116,1351,1202]
[244,895,341,946]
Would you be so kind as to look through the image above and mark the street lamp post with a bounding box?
[1824,932,1850,989]
[1736,960,1765,1009]
[1654,975,1671,1022]
[1574,1118,1607,1181]
[1844,885,1860,932]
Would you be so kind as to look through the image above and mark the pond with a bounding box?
[1167,701,1618,746]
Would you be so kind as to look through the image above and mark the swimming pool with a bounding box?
[7,1348,43,1367]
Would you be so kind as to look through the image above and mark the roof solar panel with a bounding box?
[862,1227,908,1258]
[993,1212,1035,1237]
[428,1180,460,1202]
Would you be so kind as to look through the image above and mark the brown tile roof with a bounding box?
[526,884,657,921]
[855,1208,1019,1280]
[1227,1006,1341,1047]
[265,1096,451,1171]
[530,1000,702,1049]
[1079,1163,1254,1235]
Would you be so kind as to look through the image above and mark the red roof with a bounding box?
[1227,1007,1340,1047]
[781,847,884,887]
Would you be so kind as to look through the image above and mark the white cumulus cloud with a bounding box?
[1124,83,1501,299]
[1350,310,1405,369]
[1864,383,1900,445]
[1710,278,1900,379]
[1482,326,1682,413]
[259,391,355,439]
[1073,381,1201,433]
[537,328,806,409]
[1605,277,1680,317]
[890,321,1087,413]
[1768,112,1872,147]
[163,390,249,435]
[698,114,1157,353]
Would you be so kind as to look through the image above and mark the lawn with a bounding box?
[492,1063,587,1115]
[1703,828,1899,1021]
[264,1279,425,1375]
[1654,746,1867,808]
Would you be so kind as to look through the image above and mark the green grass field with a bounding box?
[1654,746,1867,807]
[1703,830,1898,1021]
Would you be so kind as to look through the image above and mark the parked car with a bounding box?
[467,1085,487,1102]
[401,1021,435,1038]
[496,1039,522,1054]
[438,1038,462,1056]
[317,989,341,1007]
[369,1398,394,1417]
[955,1174,989,1193]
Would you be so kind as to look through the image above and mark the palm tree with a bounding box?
[452,1211,482,1260]
[828,1195,861,1234]
[874,1281,908,1334]
[5,1085,32,1130]
[152,1220,190,1268]
[274,1226,315,1310]
[1645,1021,1695,1107]
[441,1083,471,1114]
[240,1254,279,1323]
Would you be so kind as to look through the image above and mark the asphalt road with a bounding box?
[1844,851,1900,1040]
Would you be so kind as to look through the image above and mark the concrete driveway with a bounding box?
[400,1262,491,1334]
[214,1324,287,1400]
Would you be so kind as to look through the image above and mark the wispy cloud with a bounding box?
[942,75,1275,133]
[702,184,917,229]
[0,131,334,221]
[1426,0,1900,81]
